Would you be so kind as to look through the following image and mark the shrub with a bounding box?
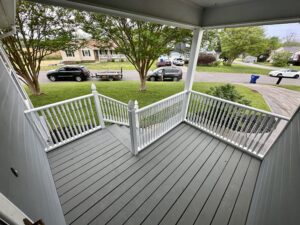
[272,51,292,67]
[209,60,221,67]
[207,84,251,105]
[111,58,115,62]
[120,58,125,62]
[197,53,216,65]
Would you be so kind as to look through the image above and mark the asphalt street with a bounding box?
[39,68,300,86]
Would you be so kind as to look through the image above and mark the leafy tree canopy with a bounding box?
[220,27,267,65]
[0,0,79,95]
[77,13,191,91]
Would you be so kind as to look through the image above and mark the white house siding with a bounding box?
[0,55,66,224]
[246,107,300,225]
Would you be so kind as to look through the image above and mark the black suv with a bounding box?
[147,66,182,81]
[47,65,91,82]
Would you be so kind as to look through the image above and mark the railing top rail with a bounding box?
[24,94,94,113]
[190,90,290,121]
[97,93,127,106]
[136,90,187,113]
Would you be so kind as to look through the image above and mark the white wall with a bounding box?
[0,55,66,224]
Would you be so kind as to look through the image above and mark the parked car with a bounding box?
[156,59,171,67]
[47,65,91,82]
[173,58,184,66]
[269,69,299,78]
[147,66,182,81]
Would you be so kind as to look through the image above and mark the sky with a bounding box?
[264,23,300,42]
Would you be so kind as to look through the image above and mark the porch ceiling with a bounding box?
[32,0,299,29]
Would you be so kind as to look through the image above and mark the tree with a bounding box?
[265,37,281,54]
[272,51,292,67]
[0,1,78,95]
[220,27,267,65]
[78,13,190,91]
[202,29,221,52]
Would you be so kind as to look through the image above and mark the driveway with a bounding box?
[243,84,300,117]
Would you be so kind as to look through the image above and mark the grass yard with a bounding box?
[256,62,300,71]
[26,81,270,111]
[197,64,271,75]
[277,85,300,92]
[40,61,155,71]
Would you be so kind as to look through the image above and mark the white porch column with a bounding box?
[184,27,204,91]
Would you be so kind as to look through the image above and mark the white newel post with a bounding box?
[91,83,105,128]
[183,27,204,120]
[128,100,139,155]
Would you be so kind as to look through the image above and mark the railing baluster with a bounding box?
[220,105,236,138]
[206,99,218,130]
[87,97,97,128]
[212,101,225,133]
[60,104,75,137]
[195,95,205,126]
[65,103,79,135]
[83,98,93,129]
[50,107,67,141]
[256,118,281,155]
[234,109,250,144]
[228,107,244,141]
[78,100,89,131]
[46,108,63,142]
[74,101,86,132]
[41,110,59,144]
[55,106,71,139]
[251,116,273,152]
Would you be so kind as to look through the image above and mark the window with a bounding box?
[66,67,80,71]
[82,50,91,57]
[65,50,75,57]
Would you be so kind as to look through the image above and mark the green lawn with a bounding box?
[277,85,300,92]
[40,61,155,71]
[196,64,271,75]
[26,81,270,111]
[256,62,300,71]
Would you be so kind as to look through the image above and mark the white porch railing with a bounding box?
[25,94,102,151]
[128,91,187,154]
[25,85,129,151]
[25,85,289,158]
[97,93,129,125]
[185,91,290,158]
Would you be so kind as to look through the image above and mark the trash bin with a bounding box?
[250,74,260,84]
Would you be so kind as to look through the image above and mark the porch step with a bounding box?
[107,124,131,150]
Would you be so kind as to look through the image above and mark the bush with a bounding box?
[209,60,221,67]
[272,51,292,67]
[207,84,251,105]
[120,58,125,62]
[197,53,216,65]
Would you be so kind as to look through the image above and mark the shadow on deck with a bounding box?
[47,123,261,225]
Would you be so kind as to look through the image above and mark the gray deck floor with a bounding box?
[47,123,261,225]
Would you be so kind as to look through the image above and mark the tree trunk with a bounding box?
[225,58,235,66]
[28,78,42,95]
[139,73,147,91]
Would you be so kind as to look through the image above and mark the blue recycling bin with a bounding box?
[250,74,260,84]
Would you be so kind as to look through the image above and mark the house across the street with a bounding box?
[269,46,300,65]
[60,39,127,64]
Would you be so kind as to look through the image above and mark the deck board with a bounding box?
[47,123,261,225]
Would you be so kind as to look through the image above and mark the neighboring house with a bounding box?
[269,46,300,64]
[243,55,257,63]
[60,40,127,63]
